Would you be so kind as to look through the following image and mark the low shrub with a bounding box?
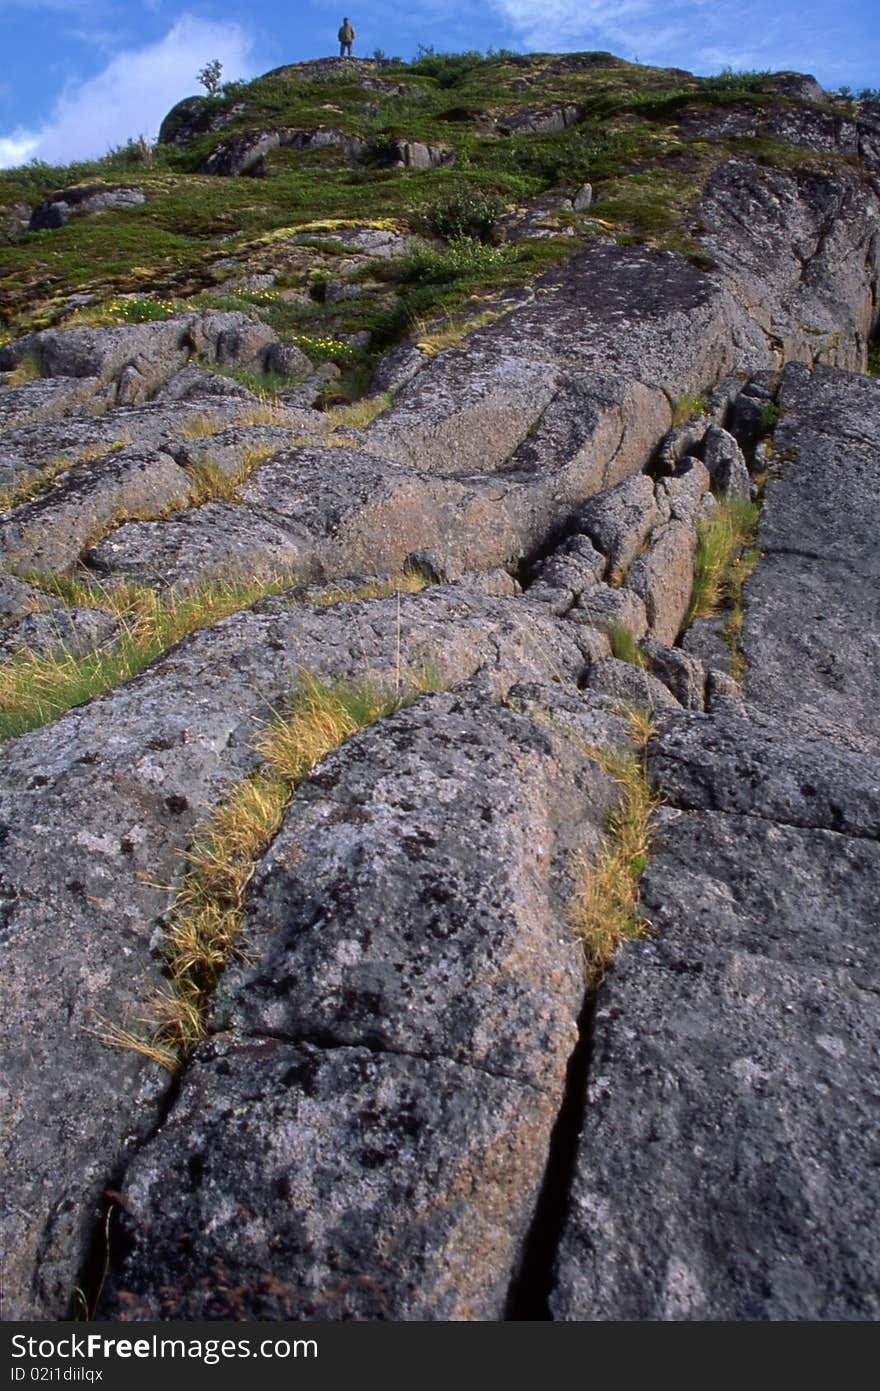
[422,189,507,243]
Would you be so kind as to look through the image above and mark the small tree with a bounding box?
[197,59,223,97]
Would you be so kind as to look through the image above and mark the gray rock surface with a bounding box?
[625,520,696,643]
[741,363,880,751]
[0,581,590,1318]
[0,447,193,574]
[3,100,880,1323]
[586,656,682,713]
[641,638,707,708]
[29,184,145,233]
[702,425,752,499]
[655,456,711,523]
[551,364,880,1323]
[575,473,659,576]
[107,685,630,1319]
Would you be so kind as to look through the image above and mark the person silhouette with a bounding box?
[338,17,355,57]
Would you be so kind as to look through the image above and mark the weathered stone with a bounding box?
[728,381,775,455]
[532,534,605,597]
[641,638,707,709]
[29,184,144,233]
[370,345,428,394]
[587,657,682,713]
[572,183,593,211]
[551,938,879,1320]
[202,126,367,177]
[698,158,880,369]
[681,613,732,673]
[0,446,193,574]
[702,424,751,499]
[625,520,696,643]
[0,604,118,660]
[655,456,711,522]
[262,340,312,377]
[106,685,627,1319]
[158,96,245,147]
[570,583,649,639]
[741,363,880,751]
[385,140,454,169]
[705,668,743,711]
[498,104,582,136]
[0,582,589,1318]
[109,1040,559,1319]
[575,473,659,576]
[649,709,880,839]
[0,572,44,617]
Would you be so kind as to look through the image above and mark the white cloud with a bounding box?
[487,0,852,83]
[0,13,260,168]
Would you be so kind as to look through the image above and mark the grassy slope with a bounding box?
[0,54,859,371]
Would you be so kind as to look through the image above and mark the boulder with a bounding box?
[29,184,144,233]
[0,446,193,574]
[641,638,707,709]
[655,456,711,523]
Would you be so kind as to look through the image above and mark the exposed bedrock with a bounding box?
[741,363,880,752]
[550,363,880,1321]
[0,576,594,1320]
[3,145,879,593]
[105,686,634,1320]
[101,689,639,1318]
[2,121,880,1323]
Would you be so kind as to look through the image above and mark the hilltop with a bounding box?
[1,51,876,389]
[0,52,878,1323]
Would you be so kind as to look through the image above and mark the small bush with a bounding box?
[423,189,506,243]
[671,391,707,425]
[700,68,772,100]
[399,237,512,285]
[409,46,485,88]
[758,399,781,434]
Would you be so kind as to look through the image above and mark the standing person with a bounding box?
[338,17,355,57]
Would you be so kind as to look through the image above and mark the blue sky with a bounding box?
[0,1,877,168]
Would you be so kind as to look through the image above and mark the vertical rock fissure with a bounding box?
[69,1069,182,1320]
[504,991,596,1319]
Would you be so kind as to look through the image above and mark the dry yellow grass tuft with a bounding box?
[185,442,276,505]
[325,392,392,431]
[177,412,226,438]
[569,737,658,985]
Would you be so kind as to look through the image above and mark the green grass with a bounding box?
[0,49,847,349]
[0,573,297,741]
[671,391,708,426]
[607,621,648,668]
[685,497,760,631]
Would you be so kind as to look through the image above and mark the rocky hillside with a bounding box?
[0,52,878,1321]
